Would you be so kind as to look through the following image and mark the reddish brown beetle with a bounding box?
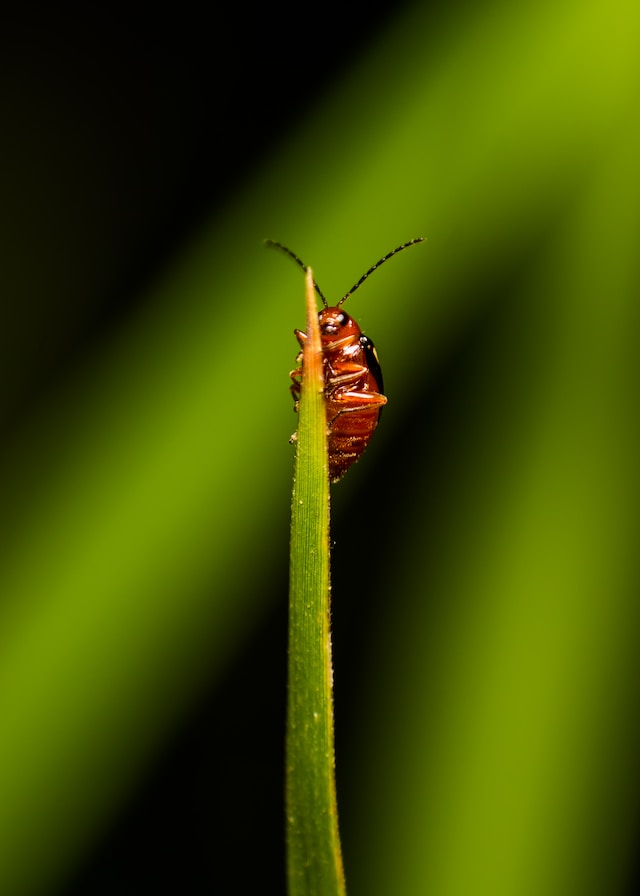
[266,238,425,482]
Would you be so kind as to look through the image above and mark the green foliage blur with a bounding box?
[1,0,640,893]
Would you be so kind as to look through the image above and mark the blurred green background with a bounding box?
[1,1,640,893]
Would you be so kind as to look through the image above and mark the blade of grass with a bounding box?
[286,269,345,896]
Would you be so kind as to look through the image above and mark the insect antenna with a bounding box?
[264,239,328,307]
[338,237,426,306]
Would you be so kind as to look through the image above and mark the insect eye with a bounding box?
[319,310,348,336]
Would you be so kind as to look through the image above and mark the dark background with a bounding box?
[1,4,414,435]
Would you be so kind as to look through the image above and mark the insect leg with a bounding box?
[327,391,387,426]
[326,362,370,389]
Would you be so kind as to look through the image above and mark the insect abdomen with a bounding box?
[327,405,382,482]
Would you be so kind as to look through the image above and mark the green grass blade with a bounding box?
[286,270,345,896]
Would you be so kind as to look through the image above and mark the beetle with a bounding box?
[266,238,425,482]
